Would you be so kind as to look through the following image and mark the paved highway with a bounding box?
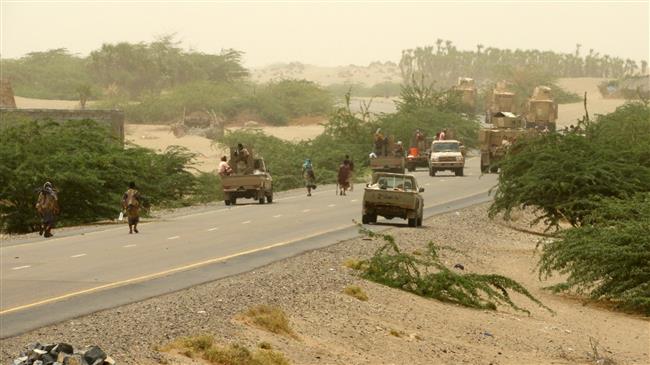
[0,157,497,337]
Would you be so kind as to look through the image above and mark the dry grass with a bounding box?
[161,335,291,365]
[342,258,365,270]
[343,285,369,301]
[238,305,296,338]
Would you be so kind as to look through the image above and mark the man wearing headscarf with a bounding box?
[35,181,59,238]
[122,182,142,234]
[302,159,316,197]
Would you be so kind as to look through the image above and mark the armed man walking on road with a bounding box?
[302,159,316,196]
[35,181,59,238]
[122,182,142,234]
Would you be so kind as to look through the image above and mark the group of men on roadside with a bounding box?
[35,181,143,238]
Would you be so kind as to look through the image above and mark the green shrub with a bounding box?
[0,119,202,233]
[538,194,650,314]
[489,102,650,229]
[358,226,550,314]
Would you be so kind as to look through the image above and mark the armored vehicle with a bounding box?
[479,126,534,173]
[524,86,558,131]
[455,77,477,110]
[362,172,424,227]
[486,80,516,123]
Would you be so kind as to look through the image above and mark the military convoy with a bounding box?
[221,147,273,205]
[362,172,424,227]
[214,80,558,228]
[479,84,556,173]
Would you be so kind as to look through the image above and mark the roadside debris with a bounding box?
[11,343,114,365]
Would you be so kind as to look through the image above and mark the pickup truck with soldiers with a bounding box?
[369,128,406,174]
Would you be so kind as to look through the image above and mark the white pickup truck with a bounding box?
[429,140,465,176]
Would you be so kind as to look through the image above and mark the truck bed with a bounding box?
[221,174,268,192]
[363,188,419,210]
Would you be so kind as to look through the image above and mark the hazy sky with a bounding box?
[1,1,648,67]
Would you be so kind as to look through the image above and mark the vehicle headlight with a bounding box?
[456,156,463,161]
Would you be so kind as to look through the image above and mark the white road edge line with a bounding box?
[70,253,87,258]
[11,265,31,270]
[167,236,180,240]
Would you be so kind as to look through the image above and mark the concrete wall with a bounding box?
[0,108,125,142]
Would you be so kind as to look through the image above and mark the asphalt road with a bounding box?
[0,157,497,337]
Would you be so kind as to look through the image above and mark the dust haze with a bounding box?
[2,1,648,67]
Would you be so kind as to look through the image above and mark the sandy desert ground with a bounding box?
[251,62,401,86]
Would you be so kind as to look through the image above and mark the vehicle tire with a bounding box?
[266,193,273,204]
[362,215,370,224]
[408,218,417,227]
[407,164,415,172]
[231,198,237,205]
[417,216,423,227]
[224,199,231,206]
[455,168,464,177]
[429,168,436,176]
[259,197,265,204]
[490,165,498,173]
[370,215,377,223]
[480,164,489,173]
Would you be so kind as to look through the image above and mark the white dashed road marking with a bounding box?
[12,265,31,271]
[328,204,336,207]
[70,253,86,258]
[123,244,136,248]
[273,214,282,218]
[207,227,219,232]
[350,199,358,203]
[241,221,251,224]
[302,209,311,213]
[167,236,180,240]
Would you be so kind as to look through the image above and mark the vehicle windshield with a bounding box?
[432,142,460,152]
[372,175,416,191]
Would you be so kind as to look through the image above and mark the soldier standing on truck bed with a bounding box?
[374,128,388,156]
[234,143,251,173]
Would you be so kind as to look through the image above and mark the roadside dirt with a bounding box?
[1,203,647,365]
[556,78,625,129]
